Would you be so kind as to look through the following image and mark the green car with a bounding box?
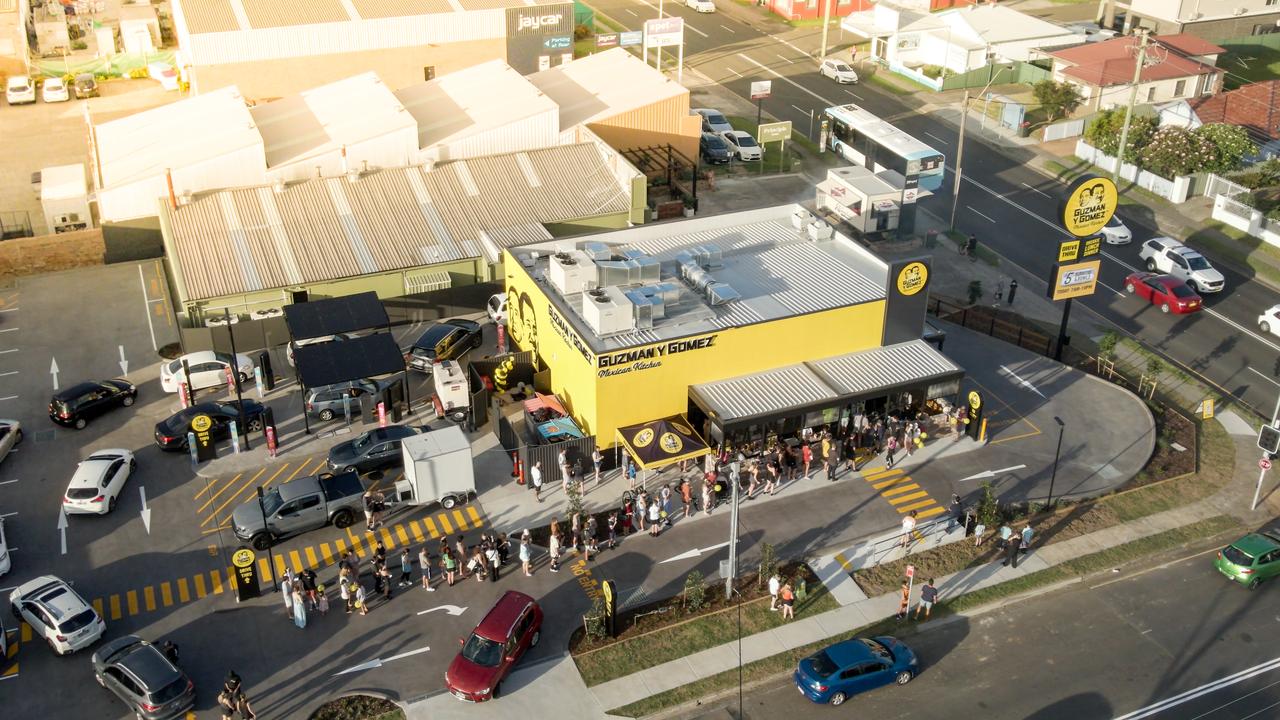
[1214,531,1280,589]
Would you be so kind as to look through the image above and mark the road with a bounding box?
[716,531,1280,719]
[589,0,1280,417]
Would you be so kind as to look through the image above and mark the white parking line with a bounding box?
[0,328,17,333]
[0,372,16,377]
[790,103,806,113]
[0,307,16,313]
[776,54,793,64]
[1250,367,1280,389]
[0,397,16,402]
[686,23,708,38]
[720,24,735,33]
[0,511,16,517]
[625,8,638,15]
[1099,281,1125,298]
[0,479,18,485]
[967,206,996,223]
[1020,182,1050,198]
[726,67,742,78]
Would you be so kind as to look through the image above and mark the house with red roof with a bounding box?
[1045,33,1225,111]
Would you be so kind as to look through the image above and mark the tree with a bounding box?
[1032,80,1083,123]
[1084,109,1156,162]
[1139,126,1216,178]
[1194,123,1257,174]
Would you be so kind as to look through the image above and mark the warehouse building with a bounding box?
[502,205,964,448]
[159,141,643,327]
[170,0,576,100]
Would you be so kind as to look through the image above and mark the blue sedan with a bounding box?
[794,636,918,706]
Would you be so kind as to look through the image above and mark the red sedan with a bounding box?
[1124,272,1202,314]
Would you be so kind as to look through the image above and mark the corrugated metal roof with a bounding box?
[346,0,456,19]
[242,0,351,28]
[394,60,558,151]
[251,72,413,168]
[528,48,689,129]
[695,365,838,423]
[96,86,262,188]
[809,341,962,396]
[176,0,241,34]
[166,142,631,301]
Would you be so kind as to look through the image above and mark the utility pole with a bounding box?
[1114,28,1151,184]
[949,90,969,231]
[819,0,833,59]
[725,455,740,601]
[225,308,251,450]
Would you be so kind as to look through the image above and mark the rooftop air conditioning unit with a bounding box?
[807,220,834,241]
[582,285,635,336]
[550,250,596,295]
[792,208,814,230]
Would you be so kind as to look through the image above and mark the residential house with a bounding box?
[1177,80,1280,157]
[1046,34,1225,110]
[795,0,972,26]
[1127,0,1280,42]
[886,5,1086,74]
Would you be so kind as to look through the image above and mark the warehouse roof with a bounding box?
[507,205,890,353]
[251,72,414,169]
[528,48,689,129]
[94,86,261,188]
[163,142,633,301]
[394,60,558,152]
[175,0,556,33]
[692,340,963,426]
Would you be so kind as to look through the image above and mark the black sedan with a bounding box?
[406,319,482,374]
[328,425,423,476]
[92,635,195,720]
[154,401,265,451]
[49,379,137,429]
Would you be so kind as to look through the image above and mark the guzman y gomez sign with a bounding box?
[597,335,717,378]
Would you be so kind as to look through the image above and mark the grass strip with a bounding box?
[1185,223,1280,290]
[609,515,1241,718]
[1106,419,1228,522]
[864,72,916,95]
[576,579,838,687]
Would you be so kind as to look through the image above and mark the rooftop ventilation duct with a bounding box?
[807,220,834,242]
[690,244,724,269]
[706,283,740,306]
[792,208,815,230]
[581,241,612,261]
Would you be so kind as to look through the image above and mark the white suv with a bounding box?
[1138,237,1224,294]
[10,575,105,655]
[6,76,35,105]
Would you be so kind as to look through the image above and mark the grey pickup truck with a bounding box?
[232,471,367,550]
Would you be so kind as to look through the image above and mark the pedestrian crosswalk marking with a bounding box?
[452,510,467,530]
[193,574,207,599]
[177,578,190,604]
[320,542,334,566]
[289,550,304,574]
[161,582,174,608]
[305,547,320,570]
[897,499,938,513]
[881,483,921,497]
[110,594,122,620]
[395,525,411,546]
[887,491,929,505]
[915,506,946,519]
[466,506,482,525]
[345,528,366,557]
[92,598,104,619]
[439,513,454,535]
[379,527,395,549]
[424,517,439,537]
[409,521,426,543]
[143,586,156,613]
[210,570,224,595]
[20,622,31,643]
[257,558,272,583]
[274,554,287,578]
[834,552,853,572]
[870,476,910,490]
[861,464,947,522]
[126,591,139,616]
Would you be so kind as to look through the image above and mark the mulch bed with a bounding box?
[1126,404,1196,488]
[568,561,817,655]
[309,695,400,720]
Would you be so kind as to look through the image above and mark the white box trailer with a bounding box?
[396,425,475,510]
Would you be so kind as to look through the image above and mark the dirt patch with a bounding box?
[309,695,402,720]
[1127,405,1196,488]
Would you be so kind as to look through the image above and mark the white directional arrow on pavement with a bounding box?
[333,646,431,676]
[118,345,129,375]
[999,365,1045,398]
[57,507,68,555]
[417,604,467,617]
[50,357,59,391]
[959,464,1028,482]
[140,486,151,534]
[660,539,737,565]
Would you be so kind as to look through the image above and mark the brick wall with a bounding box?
[0,229,106,280]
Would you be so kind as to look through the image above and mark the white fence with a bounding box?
[1211,189,1280,249]
[1043,118,1085,142]
[1074,140,1193,203]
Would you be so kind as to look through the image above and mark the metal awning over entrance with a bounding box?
[690,340,963,432]
[405,270,453,295]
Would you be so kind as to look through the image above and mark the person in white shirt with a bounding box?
[768,573,781,611]
[531,461,543,502]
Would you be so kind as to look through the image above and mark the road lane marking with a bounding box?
[1020,182,1050,197]
[127,590,139,616]
[1248,367,1280,389]
[686,23,707,37]
[1113,655,1280,719]
[138,264,159,351]
[790,103,806,114]
[726,67,742,78]
[923,131,947,144]
[776,54,792,64]
[720,24,734,33]
[286,457,321,482]
[202,468,267,527]
[177,578,190,603]
[625,7,637,15]
[196,473,243,512]
[967,205,996,223]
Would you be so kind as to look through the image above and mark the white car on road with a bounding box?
[10,575,105,655]
[1100,214,1131,244]
[0,516,11,577]
[1259,305,1280,336]
[686,0,715,11]
[0,419,20,467]
[819,58,859,84]
[41,76,70,103]
[720,130,762,161]
[1138,237,1225,293]
[63,449,136,516]
[6,75,35,104]
[159,351,255,393]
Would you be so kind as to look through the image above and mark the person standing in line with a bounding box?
[895,580,910,620]
[586,515,600,558]
[570,511,582,554]
[454,536,469,579]
[821,434,832,476]
[470,548,487,582]
[900,510,918,548]
[559,448,571,495]
[635,491,648,533]
[1003,533,1023,568]
[354,582,369,616]
[660,484,673,526]
[549,530,562,573]
[497,532,510,566]
[843,433,858,474]
[997,523,1013,550]
[292,581,307,629]
[779,581,795,620]
[520,532,533,576]
[443,548,457,586]
[1021,524,1035,554]
[885,434,899,469]
[316,584,329,615]
[702,477,714,516]
[914,579,938,620]
[648,501,661,536]
[626,458,638,491]
[607,511,618,549]
[680,477,693,518]
[801,442,812,478]
[768,572,781,612]
[419,546,435,591]
[486,542,501,582]
[949,494,964,531]
[340,579,353,614]
[280,569,295,618]
[299,569,318,610]
[592,447,604,489]
[530,460,544,502]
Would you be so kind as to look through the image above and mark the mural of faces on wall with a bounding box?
[506,288,539,358]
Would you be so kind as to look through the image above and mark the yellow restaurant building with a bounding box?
[502,204,964,452]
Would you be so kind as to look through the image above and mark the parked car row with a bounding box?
[693,109,764,163]
[6,74,99,105]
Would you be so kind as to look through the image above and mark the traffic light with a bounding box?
[1258,424,1280,454]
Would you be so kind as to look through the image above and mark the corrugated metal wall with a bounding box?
[588,95,701,161]
[99,143,268,223]
[266,125,420,184]
[422,107,561,164]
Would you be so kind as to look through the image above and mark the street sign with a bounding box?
[1201,397,1214,419]
[596,33,618,48]
[905,564,915,579]
[1046,259,1102,301]
[544,35,571,49]
[620,30,643,46]
[643,17,684,47]
[1258,424,1280,454]
[1261,458,1272,471]
[758,120,791,143]
[191,413,217,462]
[231,547,261,601]
[750,80,772,99]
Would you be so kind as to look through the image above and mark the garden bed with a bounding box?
[309,695,402,720]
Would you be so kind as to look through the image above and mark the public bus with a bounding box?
[822,104,945,192]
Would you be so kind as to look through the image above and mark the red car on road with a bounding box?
[1124,272,1202,314]
[445,590,542,702]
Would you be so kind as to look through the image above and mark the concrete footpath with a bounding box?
[401,408,1277,719]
